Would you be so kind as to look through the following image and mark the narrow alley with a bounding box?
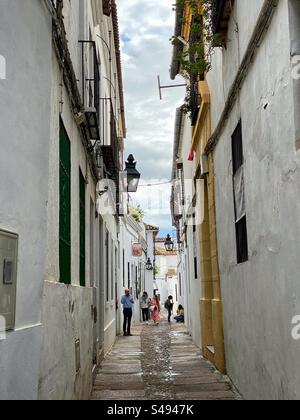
[2,0,300,402]
[90,319,240,401]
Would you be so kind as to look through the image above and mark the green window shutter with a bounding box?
[59,121,71,285]
[79,170,86,287]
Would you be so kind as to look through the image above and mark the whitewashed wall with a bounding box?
[39,0,123,399]
[0,0,52,400]
[208,0,300,399]
[39,42,96,400]
[175,113,202,347]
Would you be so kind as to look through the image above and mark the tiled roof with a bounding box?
[111,0,126,136]
[155,248,177,256]
[144,223,160,232]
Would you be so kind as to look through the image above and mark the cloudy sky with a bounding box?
[117,0,186,236]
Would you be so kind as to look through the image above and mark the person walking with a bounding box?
[140,292,150,324]
[164,295,174,323]
[149,294,161,325]
[121,289,134,336]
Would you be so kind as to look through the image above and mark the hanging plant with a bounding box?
[171,0,220,117]
[128,205,145,223]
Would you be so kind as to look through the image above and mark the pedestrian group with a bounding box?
[120,289,185,337]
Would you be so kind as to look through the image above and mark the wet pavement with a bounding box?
[90,319,240,401]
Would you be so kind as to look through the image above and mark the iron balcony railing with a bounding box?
[110,101,120,173]
[101,100,122,216]
[101,100,120,177]
[78,40,100,140]
[190,77,201,127]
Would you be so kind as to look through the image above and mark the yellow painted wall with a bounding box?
[193,80,226,374]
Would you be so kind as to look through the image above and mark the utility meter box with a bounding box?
[0,230,18,331]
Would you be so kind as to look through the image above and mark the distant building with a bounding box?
[154,239,181,312]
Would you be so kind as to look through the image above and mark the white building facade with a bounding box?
[207,0,300,399]
[38,0,127,400]
[0,0,52,400]
[154,240,182,317]
[0,0,134,401]
[118,216,148,328]
[171,108,202,348]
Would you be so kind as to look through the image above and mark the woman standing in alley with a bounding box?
[149,293,161,325]
[140,292,150,324]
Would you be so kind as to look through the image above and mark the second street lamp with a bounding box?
[146,258,153,271]
[164,234,175,252]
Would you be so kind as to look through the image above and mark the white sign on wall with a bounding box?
[132,243,143,258]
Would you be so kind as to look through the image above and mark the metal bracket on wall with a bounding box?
[157,75,186,100]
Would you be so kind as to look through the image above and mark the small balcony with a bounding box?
[101,101,120,179]
[78,40,100,141]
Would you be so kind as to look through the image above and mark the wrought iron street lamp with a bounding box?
[164,234,175,252]
[146,258,153,271]
[125,154,141,193]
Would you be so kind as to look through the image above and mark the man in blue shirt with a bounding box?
[121,289,134,336]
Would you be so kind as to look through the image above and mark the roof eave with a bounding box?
[111,0,126,138]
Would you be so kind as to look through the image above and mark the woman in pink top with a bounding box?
[149,294,161,325]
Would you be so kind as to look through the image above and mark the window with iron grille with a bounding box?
[59,120,71,285]
[232,121,249,264]
[79,170,86,287]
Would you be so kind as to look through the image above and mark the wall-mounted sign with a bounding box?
[132,243,143,258]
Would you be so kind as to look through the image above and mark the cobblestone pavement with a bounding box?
[90,319,240,401]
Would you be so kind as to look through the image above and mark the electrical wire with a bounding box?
[138,181,172,187]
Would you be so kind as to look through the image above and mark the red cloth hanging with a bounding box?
[188,149,195,161]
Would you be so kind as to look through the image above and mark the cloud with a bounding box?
[118,0,185,230]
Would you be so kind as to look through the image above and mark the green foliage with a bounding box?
[154,266,160,276]
[170,0,220,117]
[129,205,145,223]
